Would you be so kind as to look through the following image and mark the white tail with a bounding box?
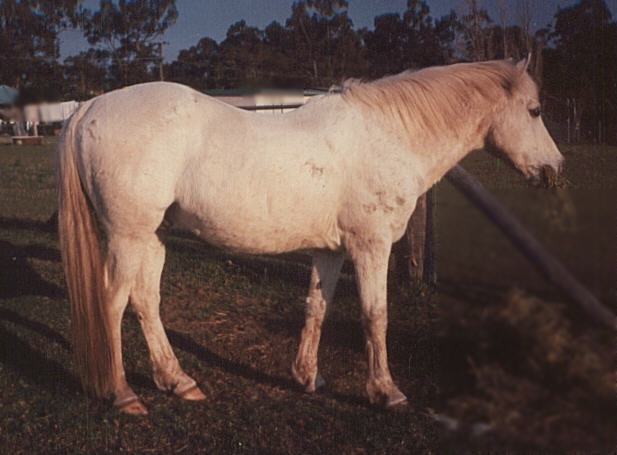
[57,104,113,398]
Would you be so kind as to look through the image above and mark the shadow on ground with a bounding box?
[0,215,57,233]
[0,316,79,393]
[0,239,62,299]
[167,328,371,409]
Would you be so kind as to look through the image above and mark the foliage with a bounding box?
[166,37,219,91]
[544,0,617,143]
[457,0,495,62]
[282,0,366,88]
[62,48,108,99]
[362,1,458,78]
[217,20,267,88]
[81,0,178,88]
[167,0,367,89]
[0,0,616,143]
[0,0,81,102]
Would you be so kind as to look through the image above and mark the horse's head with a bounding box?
[486,57,564,182]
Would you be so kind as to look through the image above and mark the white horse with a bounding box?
[57,58,563,414]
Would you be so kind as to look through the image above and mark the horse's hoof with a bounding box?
[179,385,207,401]
[118,399,148,415]
[304,373,326,393]
[314,373,326,390]
[387,398,409,412]
[386,392,409,412]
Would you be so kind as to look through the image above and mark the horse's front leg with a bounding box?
[292,251,344,392]
[350,236,408,408]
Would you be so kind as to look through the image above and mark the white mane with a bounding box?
[341,60,537,143]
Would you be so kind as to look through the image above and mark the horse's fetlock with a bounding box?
[291,360,317,391]
[366,378,407,408]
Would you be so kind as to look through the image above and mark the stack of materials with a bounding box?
[37,100,80,123]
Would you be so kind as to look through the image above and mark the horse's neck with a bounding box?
[270,94,491,195]
[410,106,492,193]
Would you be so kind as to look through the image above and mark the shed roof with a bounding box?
[202,88,326,97]
[0,85,18,105]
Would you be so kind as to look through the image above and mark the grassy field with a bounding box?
[0,137,614,453]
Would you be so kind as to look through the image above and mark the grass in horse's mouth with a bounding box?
[541,165,571,189]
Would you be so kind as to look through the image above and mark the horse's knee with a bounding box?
[361,305,387,325]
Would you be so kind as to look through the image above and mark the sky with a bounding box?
[59,0,617,62]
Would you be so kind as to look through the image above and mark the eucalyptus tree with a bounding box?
[544,0,617,143]
[362,0,458,78]
[81,0,177,87]
[166,37,219,91]
[0,0,81,100]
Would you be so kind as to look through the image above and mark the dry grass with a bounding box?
[437,288,614,451]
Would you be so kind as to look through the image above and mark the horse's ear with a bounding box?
[516,53,532,74]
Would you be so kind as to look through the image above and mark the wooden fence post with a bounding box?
[393,188,436,286]
[423,187,436,285]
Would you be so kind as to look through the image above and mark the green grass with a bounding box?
[0,138,614,453]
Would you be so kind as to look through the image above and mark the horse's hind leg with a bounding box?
[129,234,206,401]
[349,237,407,408]
[105,235,150,414]
[292,251,344,392]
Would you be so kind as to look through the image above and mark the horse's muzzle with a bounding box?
[538,161,569,189]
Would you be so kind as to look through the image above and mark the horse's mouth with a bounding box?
[529,164,570,189]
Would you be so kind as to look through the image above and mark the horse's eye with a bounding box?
[529,107,541,118]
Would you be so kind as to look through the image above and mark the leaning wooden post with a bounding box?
[445,165,617,330]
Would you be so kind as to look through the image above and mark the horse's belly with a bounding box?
[169,201,341,255]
